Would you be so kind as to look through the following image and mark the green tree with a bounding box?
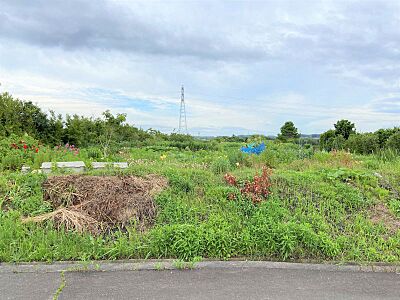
[319,129,336,151]
[375,128,400,148]
[278,121,300,141]
[319,129,348,151]
[0,92,51,142]
[47,111,64,145]
[0,91,153,148]
[98,110,126,157]
[386,132,400,151]
[63,114,100,147]
[0,92,22,137]
[334,119,355,140]
[20,101,51,141]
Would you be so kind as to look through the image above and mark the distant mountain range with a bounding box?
[300,134,321,139]
[196,133,321,140]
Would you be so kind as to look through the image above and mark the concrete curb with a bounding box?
[1,260,399,274]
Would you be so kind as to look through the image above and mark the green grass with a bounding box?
[0,141,399,263]
[53,271,66,300]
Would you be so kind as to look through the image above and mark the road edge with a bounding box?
[1,259,399,274]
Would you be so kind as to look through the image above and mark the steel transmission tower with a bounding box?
[178,85,187,133]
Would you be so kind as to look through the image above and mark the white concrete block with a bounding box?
[40,161,86,173]
[56,161,85,168]
[115,162,128,168]
[92,162,128,169]
[21,165,31,173]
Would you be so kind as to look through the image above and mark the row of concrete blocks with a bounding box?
[22,161,128,174]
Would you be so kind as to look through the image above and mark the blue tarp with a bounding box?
[240,142,265,155]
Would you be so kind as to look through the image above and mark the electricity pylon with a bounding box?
[178,85,187,134]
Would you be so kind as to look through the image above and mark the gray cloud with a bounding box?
[0,0,266,61]
[1,0,400,66]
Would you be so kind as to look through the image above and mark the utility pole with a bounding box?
[178,85,187,134]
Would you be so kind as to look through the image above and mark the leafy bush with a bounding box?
[225,167,273,204]
[386,132,400,151]
[345,133,380,154]
[321,168,376,187]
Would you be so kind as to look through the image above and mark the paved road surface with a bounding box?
[1,265,399,299]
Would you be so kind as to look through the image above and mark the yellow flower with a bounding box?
[160,154,167,160]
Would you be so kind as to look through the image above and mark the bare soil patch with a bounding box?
[22,175,168,234]
[370,203,400,233]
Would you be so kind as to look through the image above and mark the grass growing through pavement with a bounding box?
[1,141,400,263]
[53,271,66,300]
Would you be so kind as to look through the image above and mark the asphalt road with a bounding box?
[1,265,400,300]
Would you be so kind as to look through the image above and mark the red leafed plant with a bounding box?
[224,173,237,186]
[224,167,272,204]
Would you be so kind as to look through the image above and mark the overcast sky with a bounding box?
[1,0,399,135]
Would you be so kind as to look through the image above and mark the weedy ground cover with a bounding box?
[0,138,399,263]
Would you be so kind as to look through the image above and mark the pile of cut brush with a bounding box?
[22,175,168,235]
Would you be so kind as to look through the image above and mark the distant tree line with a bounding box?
[319,119,400,154]
[213,135,249,143]
[2,92,399,154]
[0,92,194,148]
[276,119,400,154]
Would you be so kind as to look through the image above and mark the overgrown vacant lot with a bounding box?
[1,140,400,263]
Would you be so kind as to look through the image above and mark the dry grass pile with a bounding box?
[22,175,168,234]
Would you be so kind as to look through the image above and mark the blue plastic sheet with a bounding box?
[240,142,265,155]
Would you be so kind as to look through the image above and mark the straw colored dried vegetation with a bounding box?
[22,175,168,234]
